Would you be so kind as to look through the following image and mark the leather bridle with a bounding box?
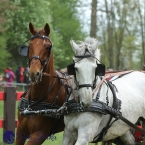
[72,48,105,90]
[28,34,52,68]
[19,33,52,82]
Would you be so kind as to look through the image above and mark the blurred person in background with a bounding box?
[4,67,9,81]
[19,66,24,83]
[23,67,30,91]
[143,64,145,71]
[5,67,15,87]
[15,66,21,90]
[15,66,25,91]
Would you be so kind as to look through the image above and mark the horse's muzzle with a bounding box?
[29,71,41,84]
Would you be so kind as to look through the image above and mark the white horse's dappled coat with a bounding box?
[62,37,145,145]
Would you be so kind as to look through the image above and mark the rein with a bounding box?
[43,72,72,80]
[92,77,106,97]
[105,70,134,79]
[92,70,134,97]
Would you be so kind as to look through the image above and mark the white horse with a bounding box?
[62,37,145,145]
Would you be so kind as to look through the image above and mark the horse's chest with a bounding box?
[64,115,79,131]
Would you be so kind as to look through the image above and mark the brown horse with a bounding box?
[16,23,71,145]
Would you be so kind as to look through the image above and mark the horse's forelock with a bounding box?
[84,37,100,58]
[85,37,99,47]
[39,29,45,35]
[84,37,97,45]
[71,37,100,58]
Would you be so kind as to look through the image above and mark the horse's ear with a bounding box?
[44,23,50,36]
[29,22,37,35]
[70,39,80,54]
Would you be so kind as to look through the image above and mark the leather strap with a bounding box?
[43,72,72,80]
[105,106,145,134]
[105,70,134,79]
[92,70,135,97]
[92,77,106,97]
[79,84,92,89]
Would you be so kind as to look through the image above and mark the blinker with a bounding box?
[19,45,29,56]
[67,63,106,76]
[67,63,75,75]
[96,64,105,76]
[19,34,52,57]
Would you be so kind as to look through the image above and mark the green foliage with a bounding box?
[0,34,11,73]
[97,0,143,70]
[49,0,85,69]
[5,0,53,68]
[1,0,85,70]
[0,0,144,72]
[122,35,141,69]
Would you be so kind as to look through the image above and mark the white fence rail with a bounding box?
[0,81,28,91]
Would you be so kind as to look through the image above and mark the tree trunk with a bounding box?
[104,0,114,69]
[137,0,145,66]
[90,0,98,38]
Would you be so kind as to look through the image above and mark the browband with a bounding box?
[20,34,52,48]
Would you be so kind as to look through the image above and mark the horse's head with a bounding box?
[68,37,105,107]
[20,23,52,84]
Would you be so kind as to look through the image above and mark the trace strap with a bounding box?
[105,105,145,134]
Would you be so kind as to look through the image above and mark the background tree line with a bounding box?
[0,0,144,73]
[90,0,145,70]
[0,0,85,73]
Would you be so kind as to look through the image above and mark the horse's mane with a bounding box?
[72,37,101,60]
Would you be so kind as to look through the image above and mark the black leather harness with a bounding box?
[18,72,145,140]
[18,97,61,111]
[18,71,72,118]
[57,79,145,142]
[58,80,121,142]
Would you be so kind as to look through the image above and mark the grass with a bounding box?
[0,100,103,145]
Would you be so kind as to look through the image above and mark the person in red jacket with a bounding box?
[19,67,24,83]
[5,67,15,87]
[4,67,9,81]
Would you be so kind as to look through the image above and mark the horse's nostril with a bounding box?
[36,72,40,76]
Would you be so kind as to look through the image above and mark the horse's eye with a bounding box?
[45,44,51,49]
